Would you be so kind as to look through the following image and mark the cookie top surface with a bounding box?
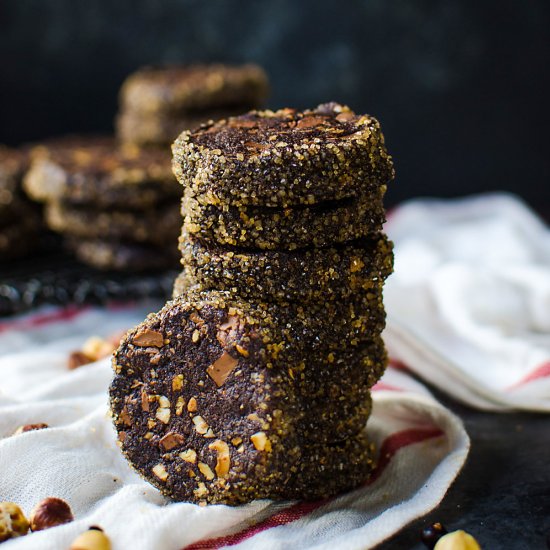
[24,136,179,207]
[119,63,269,114]
[172,103,394,207]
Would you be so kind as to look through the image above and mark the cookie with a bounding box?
[68,238,179,271]
[23,137,179,208]
[176,232,394,304]
[45,201,181,245]
[0,145,27,197]
[110,291,381,503]
[116,106,253,147]
[0,215,41,260]
[170,276,388,350]
[182,186,387,250]
[119,64,269,115]
[172,102,394,208]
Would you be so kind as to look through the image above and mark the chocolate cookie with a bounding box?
[45,201,181,245]
[68,238,179,271]
[0,215,41,260]
[176,232,394,304]
[110,290,381,503]
[116,106,253,147]
[172,102,394,208]
[182,185,387,250]
[23,137,179,208]
[119,64,268,115]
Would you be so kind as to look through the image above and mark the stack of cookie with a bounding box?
[23,137,181,271]
[110,103,395,504]
[116,64,269,147]
[0,146,41,261]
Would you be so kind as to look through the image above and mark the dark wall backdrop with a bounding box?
[1,0,549,211]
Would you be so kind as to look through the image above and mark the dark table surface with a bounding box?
[377,388,550,550]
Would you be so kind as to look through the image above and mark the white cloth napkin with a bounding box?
[0,305,469,550]
[383,193,550,411]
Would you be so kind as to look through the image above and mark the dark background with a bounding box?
[0,0,549,213]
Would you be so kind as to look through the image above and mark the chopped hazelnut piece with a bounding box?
[192,330,200,343]
[198,462,215,481]
[194,482,208,498]
[141,391,150,412]
[209,440,230,478]
[152,463,168,481]
[147,419,156,429]
[179,449,197,463]
[204,428,215,438]
[158,395,170,408]
[156,407,171,424]
[187,397,198,412]
[13,423,49,435]
[159,432,185,451]
[119,407,131,426]
[192,415,209,435]
[132,329,164,348]
[67,351,93,370]
[250,432,271,452]
[206,352,238,387]
[172,374,184,391]
[175,396,185,416]
[231,437,242,446]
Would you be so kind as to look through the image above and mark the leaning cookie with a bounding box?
[119,64,269,116]
[68,238,179,271]
[23,137,179,208]
[110,291,380,503]
[176,232,393,303]
[45,201,181,245]
[181,186,387,250]
[172,102,394,208]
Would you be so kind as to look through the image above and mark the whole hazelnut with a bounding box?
[70,526,111,550]
[0,501,30,542]
[13,423,49,435]
[434,530,481,550]
[29,497,74,532]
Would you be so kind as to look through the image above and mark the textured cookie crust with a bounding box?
[181,186,387,250]
[68,238,179,271]
[23,137,179,208]
[116,106,255,147]
[172,102,394,207]
[119,64,269,115]
[110,290,380,503]
[176,232,393,304]
[45,201,181,245]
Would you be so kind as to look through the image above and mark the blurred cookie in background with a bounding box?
[116,63,269,146]
[0,146,42,261]
[23,136,180,271]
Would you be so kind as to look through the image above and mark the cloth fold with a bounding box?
[384,193,550,412]
[0,305,469,550]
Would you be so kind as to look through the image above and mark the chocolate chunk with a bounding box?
[132,329,164,348]
[206,352,238,387]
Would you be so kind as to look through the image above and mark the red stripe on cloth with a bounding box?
[183,427,444,550]
[388,358,410,372]
[371,382,404,392]
[0,305,91,334]
[507,361,550,390]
